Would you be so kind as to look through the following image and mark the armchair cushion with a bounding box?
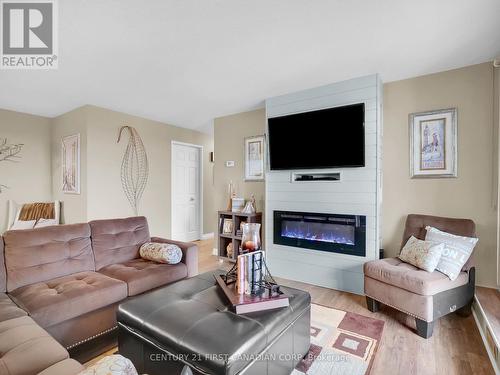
[400,214,476,271]
[364,258,468,296]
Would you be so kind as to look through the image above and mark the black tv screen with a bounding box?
[268,103,365,170]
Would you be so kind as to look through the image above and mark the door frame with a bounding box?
[171,141,204,241]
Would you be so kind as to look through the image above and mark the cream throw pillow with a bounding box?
[34,218,58,228]
[78,354,138,375]
[399,236,444,272]
[425,226,478,280]
[139,242,182,264]
[10,220,36,230]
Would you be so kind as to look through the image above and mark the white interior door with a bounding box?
[172,143,202,242]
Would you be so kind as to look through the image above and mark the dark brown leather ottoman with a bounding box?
[117,271,311,375]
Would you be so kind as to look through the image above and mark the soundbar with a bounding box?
[292,172,341,182]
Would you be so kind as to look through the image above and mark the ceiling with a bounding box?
[1,0,499,133]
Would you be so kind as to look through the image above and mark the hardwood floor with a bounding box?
[197,239,494,375]
[87,239,495,374]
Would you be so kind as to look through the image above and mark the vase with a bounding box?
[240,223,261,253]
[226,243,234,258]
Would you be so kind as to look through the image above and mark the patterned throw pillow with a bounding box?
[78,354,138,375]
[10,220,36,230]
[425,226,478,281]
[399,236,444,272]
[139,242,183,264]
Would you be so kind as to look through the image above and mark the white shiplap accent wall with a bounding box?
[265,74,383,295]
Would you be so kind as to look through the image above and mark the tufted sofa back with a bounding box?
[89,216,151,270]
[3,223,94,292]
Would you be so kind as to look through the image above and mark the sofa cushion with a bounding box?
[99,259,187,296]
[363,258,468,296]
[37,359,84,375]
[0,293,27,322]
[0,316,69,375]
[3,224,94,292]
[9,271,127,328]
[89,216,151,270]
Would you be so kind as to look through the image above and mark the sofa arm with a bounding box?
[151,237,198,277]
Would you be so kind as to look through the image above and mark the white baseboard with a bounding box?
[201,232,214,240]
[473,297,500,375]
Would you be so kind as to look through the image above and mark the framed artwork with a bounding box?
[222,218,234,234]
[244,135,265,181]
[409,108,457,178]
[62,134,80,194]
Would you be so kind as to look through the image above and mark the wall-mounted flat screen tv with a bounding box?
[268,103,365,170]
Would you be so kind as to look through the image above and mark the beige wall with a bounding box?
[213,109,266,234]
[383,62,497,287]
[51,107,88,224]
[0,109,52,232]
[2,105,215,240]
[213,63,498,287]
[84,106,215,238]
[495,66,500,286]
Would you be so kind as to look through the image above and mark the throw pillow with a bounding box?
[34,218,58,228]
[78,354,138,375]
[10,220,36,230]
[425,226,478,280]
[139,242,183,264]
[399,236,444,272]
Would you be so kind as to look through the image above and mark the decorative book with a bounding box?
[215,251,289,314]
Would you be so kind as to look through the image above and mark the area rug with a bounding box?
[293,304,384,375]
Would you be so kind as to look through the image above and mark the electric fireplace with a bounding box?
[274,211,366,257]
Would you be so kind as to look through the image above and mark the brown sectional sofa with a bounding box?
[0,216,198,375]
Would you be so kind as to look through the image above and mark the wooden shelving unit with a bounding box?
[218,210,262,262]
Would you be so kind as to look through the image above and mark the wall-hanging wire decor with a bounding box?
[0,138,24,193]
[117,126,148,215]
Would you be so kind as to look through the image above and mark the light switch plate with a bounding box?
[225,160,235,167]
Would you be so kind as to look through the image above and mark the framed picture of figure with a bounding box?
[409,108,457,178]
[62,134,81,194]
[244,135,265,181]
[222,218,234,234]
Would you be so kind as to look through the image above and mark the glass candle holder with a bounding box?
[240,223,261,253]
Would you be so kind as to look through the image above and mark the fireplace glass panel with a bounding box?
[273,211,366,257]
[281,220,355,245]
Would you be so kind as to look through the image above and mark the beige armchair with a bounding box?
[363,214,476,338]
